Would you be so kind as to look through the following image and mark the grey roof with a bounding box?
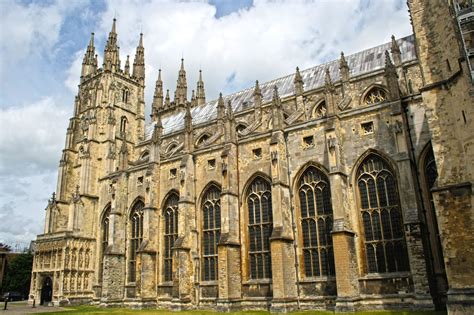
[145,34,416,138]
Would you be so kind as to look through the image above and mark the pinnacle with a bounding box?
[111,18,117,34]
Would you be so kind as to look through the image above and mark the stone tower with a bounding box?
[407,1,474,314]
[31,19,146,304]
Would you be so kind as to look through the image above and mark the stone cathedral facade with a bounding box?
[29,1,473,314]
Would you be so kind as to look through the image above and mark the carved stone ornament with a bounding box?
[337,95,352,111]
[327,136,337,150]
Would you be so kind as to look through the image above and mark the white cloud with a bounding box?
[0,97,69,176]
[63,0,411,109]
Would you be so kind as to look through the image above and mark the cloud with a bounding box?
[0,0,412,249]
[0,97,69,177]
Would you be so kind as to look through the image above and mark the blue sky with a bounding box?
[0,0,411,250]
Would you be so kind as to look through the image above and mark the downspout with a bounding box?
[284,131,301,309]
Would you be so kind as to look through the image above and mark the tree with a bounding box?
[1,252,33,298]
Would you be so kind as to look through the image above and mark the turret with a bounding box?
[103,19,121,72]
[196,70,206,105]
[132,33,145,82]
[81,32,97,80]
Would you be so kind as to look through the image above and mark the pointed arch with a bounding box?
[312,99,327,118]
[128,198,144,283]
[418,142,447,306]
[200,183,221,281]
[360,84,388,105]
[355,152,409,273]
[162,191,179,282]
[294,163,335,277]
[245,175,273,280]
[196,132,211,147]
[99,204,111,282]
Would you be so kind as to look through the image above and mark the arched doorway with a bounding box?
[40,276,52,305]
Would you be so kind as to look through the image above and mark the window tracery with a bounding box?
[201,185,221,281]
[313,101,327,118]
[129,200,144,282]
[298,166,335,277]
[364,87,387,105]
[100,207,110,282]
[247,177,273,279]
[163,193,179,282]
[357,154,409,273]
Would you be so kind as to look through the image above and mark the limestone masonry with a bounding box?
[30,1,474,313]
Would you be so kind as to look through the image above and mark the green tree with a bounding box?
[1,252,33,298]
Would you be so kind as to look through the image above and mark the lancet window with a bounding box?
[247,177,273,279]
[163,193,179,282]
[357,154,409,273]
[129,200,144,282]
[298,166,335,277]
[201,185,221,281]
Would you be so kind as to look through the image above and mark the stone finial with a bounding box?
[253,80,262,97]
[294,66,304,96]
[81,32,97,79]
[175,58,187,105]
[124,55,130,76]
[164,89,170,108]
[272,85,281,108]
[217,92,225,121]
[152,69,163,112]
[384,50,396,75]
[226,100,234,121]
[339,51,350,81]
[196,69,206,105]
[103,19,120,72]
[191,90,197,107]
[184,101,192,133]
[391,35,402,66]
[324,67,334,92]
[152,119,163,144]
[272,85,283,130]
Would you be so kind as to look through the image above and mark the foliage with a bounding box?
[1,252,33,297]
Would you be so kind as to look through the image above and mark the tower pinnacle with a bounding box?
[132,33,145,82]
[196,69,206,106]
[175,59,187,105]
[103,19,120,72]
[81,32,97,79]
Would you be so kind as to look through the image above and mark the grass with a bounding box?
[45,305,448,315]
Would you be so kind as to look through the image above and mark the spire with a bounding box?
[103,19,120,72]
[152,69,164,120]
[124,55,130,76]
[81,32,97,79]
[217,92,225,121]
[196,70,206,105]
[390,35,402,66]
[294,66,304,96]
[175,58,187,105]
[339,51,350,81]
[132,33,145,82]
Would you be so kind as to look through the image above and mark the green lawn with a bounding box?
[46,305,447,315]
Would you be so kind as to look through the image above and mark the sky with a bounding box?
[0,0,412,251]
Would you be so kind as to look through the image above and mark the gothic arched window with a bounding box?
[247,177,273,279]
[120,116,128,135]
[298,166,335,277]
[364,87,387,105]
[129,200,144,282]
[99,206,110,282]
[196,133,210,146]
[357,154,409,273]
[201,185,221,281]
[163,193,179,282]
[313,101,327,118]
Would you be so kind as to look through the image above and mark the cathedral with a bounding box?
[29,1,474,314]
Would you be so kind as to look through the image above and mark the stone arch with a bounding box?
[350,148,400,188]
[360,84,389,105]
[312,99,328,118]
[195,132,211,147]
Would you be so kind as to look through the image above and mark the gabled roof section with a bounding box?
[146,34,416,138]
